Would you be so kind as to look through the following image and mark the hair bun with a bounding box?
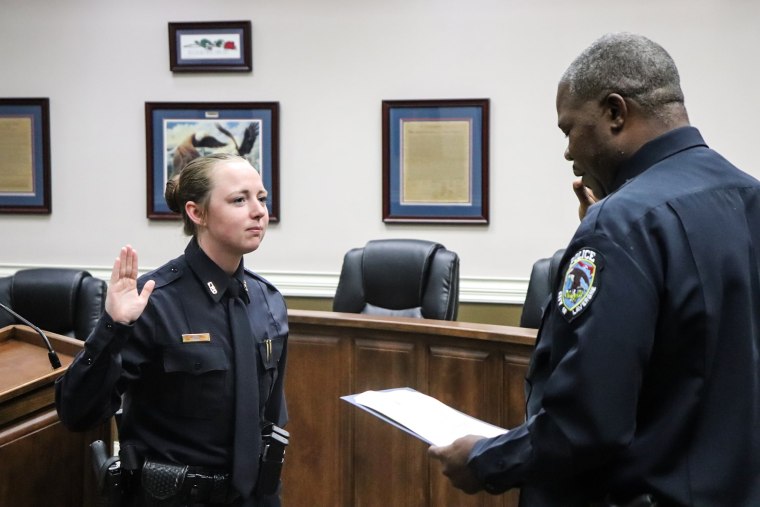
[164,176,181,213]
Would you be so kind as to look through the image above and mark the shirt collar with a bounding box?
[609,126,708,194]
[184,238,248,303]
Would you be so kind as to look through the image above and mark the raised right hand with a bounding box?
[105,245,155,324]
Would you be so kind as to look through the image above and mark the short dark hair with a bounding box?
[561,33,685,118]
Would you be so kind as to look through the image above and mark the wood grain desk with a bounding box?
[0,325,111,507]
[282,310,537,507]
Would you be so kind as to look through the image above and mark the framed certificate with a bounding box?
[382,99,489,224]
[0,98,51,214]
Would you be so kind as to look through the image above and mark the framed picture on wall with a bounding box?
[145,101,280,221]
[0,98,51,214]
[382,99,489,224]
[168,21,252,72]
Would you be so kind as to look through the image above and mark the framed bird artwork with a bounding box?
[145,102,280,221]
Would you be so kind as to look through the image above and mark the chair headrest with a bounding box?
[519,249,566,328]
[362,239,442,310]
[11,268,89,334]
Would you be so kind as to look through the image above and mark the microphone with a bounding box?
[0,302,62,369]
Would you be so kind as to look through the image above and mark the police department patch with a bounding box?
[557,248,602,322]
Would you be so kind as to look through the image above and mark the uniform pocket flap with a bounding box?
[163,345,228,375]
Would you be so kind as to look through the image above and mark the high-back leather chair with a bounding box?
[0,268,107,340]
[520,249,566,329]
[332,239,460,321]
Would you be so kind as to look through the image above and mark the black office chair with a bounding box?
[519,249,566,329]
[332,239,460,321]
[0,268,107,340]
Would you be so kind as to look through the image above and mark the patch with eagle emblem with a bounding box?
[557,248,603,322]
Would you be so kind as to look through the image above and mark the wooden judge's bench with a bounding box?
[281,310,537,507]
[0,325,111,507]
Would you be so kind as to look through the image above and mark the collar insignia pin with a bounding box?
[207,281,218,295]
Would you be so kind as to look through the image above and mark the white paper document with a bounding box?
[341,387,507,447]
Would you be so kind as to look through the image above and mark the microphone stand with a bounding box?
[0,302,62,369]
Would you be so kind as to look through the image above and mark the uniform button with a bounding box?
[106,323,113,330]
[85,356,93,365]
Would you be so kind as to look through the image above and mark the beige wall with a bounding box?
[1,0,758,311]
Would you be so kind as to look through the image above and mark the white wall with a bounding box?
[1,0,758,303]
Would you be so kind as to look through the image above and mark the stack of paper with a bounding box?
[341,387,507,447]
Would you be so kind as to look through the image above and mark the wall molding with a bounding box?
[0,263,529,305]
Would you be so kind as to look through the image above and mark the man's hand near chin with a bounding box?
[573,178,598,220]
[428,435,486,494]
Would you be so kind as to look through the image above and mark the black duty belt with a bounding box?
[185,466,240,504]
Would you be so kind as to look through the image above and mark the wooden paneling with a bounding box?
[281,310,536,507]
[284,334,346,507]
[354,338,423,506]
[0,410,109,506]
[0,325,111,507]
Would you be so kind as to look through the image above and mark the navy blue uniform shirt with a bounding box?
[55,239,288,475]
[468,127,760,506]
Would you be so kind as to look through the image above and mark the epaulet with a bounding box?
[138,260,184,290]
[244,267,277,292]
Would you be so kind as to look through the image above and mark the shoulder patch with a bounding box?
[556,248,603,322]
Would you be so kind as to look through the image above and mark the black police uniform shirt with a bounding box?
[55,238,288,473]
[467,127,760,506]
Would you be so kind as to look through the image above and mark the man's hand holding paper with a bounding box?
[428,435,485,494]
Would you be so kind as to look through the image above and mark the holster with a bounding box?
[89,440,123,507]
[141,458,188,507]
[255,423,290,496]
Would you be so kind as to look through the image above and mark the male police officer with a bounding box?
[429,32,760,506]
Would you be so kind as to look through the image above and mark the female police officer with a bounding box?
[55,153,288,507]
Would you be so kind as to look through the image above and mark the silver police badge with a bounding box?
[557,248,602,322]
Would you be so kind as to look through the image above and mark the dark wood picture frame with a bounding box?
[382,99,489,224]
[0,98,51,214]
[168,21,252,72]
[145,101,280,221]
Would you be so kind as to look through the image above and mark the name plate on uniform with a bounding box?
[182,333,211,343]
